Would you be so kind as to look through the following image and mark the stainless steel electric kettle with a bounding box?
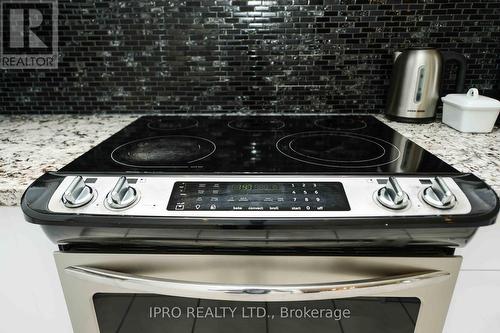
[386,48,466,122]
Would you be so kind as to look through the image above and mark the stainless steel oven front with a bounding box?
[54,252,461,333]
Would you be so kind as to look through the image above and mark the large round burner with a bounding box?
[111,136,216,168]
[147,117,198,131]
[290,134,385,163]
[276,131,400,168]
[228,117,285,132]
[315,117,367,131]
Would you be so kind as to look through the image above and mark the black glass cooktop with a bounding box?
[60,115,458,174]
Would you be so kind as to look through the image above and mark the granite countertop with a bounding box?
[0,114,498,206]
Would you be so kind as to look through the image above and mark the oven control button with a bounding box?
[422,177,456,209]
[106,176,138,209]
[62,176,95,208]
[376,176,409,210]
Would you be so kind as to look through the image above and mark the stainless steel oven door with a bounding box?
[54,252,461,333]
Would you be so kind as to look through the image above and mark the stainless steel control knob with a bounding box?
[376,176,410,210]
[62,176,94,208]
[106,176,138,209]
[422,177,456,209]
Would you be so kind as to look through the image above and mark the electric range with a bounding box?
[21,115,499,333]
[22,114,498,249]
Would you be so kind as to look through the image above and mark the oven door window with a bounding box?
[93,294,420,333]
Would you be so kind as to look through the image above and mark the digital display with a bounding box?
[230,184,281,192]
[167,182,350,212]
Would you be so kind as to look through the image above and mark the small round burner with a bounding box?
[147,117,198,131]
[228,117,285,132]
[111,136,216,168]
[314,117,367,131]
[276,131,400,168]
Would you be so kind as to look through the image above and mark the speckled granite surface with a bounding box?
[377,115,500,196]
[0,115,136,206]
[0,114,498,206]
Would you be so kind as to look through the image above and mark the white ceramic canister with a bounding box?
[441,88,500,133]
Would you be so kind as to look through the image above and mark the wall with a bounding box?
[0,0,499,114]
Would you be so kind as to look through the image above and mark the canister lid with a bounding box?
[442,88,500,109]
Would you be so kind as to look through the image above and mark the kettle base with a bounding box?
[385,114,435,124]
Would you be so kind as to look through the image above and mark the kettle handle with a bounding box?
[441,51,467,93]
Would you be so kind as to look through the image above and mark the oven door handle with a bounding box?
[65,265,450,301]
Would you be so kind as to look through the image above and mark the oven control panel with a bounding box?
[167,182,350,211]
[47,175,472,218]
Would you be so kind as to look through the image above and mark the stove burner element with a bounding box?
[111,136,216,168]
[276,131,400,168]
[147,117,198,131]
[291,134,385,163]
[315,117,367,131]
[228,117,285,132]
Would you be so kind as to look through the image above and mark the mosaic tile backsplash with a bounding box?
[0,0,499,114]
